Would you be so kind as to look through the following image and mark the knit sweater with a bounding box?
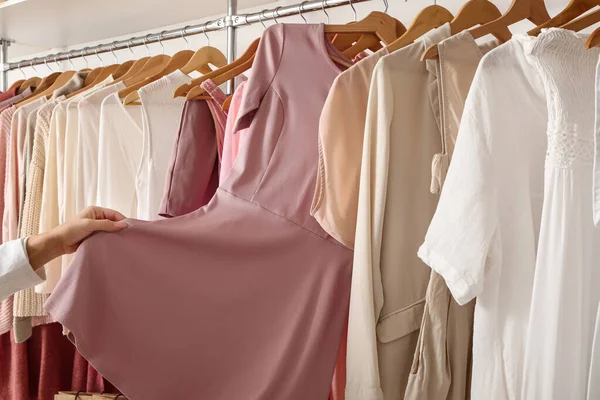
[12,72,88,342]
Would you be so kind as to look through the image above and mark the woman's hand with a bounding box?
[27,207,128,270]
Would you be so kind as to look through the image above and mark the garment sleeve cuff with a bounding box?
[345,387,384,400]
[417,243,478,306]
[0,238,45,301]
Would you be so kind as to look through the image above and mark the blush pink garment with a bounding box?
[46,24,353,400]
[159,100,219,218]
[221,80,249,183]
[201,79,227,162]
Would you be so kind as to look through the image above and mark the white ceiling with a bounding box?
[0,0,274,59]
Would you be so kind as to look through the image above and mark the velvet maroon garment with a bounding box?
[0,323,116,400]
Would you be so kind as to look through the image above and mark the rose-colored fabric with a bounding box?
[220,81,249,183]
[0,323,117,400]
[159,100,219,218]
[46,24,353,400]
[200,79,227,162]
[0,87,18,104]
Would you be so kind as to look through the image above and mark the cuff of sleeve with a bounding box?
[0,238,45,301]
[417,243,478,306]
[345,387,384,400]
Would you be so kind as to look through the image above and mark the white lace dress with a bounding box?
[521,29,600,400]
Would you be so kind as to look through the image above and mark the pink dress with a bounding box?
[221,80,249,183]
[45,24,353,400]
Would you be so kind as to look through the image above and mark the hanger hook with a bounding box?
[67,51,75,70]
[94,47,104,67]
[18,62,26,79]
[43,57,53,73]
[273,6,283,24]
[80,47,90,69]
[348,0,357,21]
[299,1,308,23]
[126,39,135,60]
[110,41,118,64]
[321,0,330,23]
[382,0,389,13]
[181,26,190,50]
[30,58,38,74]
[158,31,167,54]
[203,21,211,46]
[53,55,59,70]
[144,34,152,56]
[259,10,268,29]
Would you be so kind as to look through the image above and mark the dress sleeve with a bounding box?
[417,82,500,306]
[231,24,284,134]
[0,238,44,301]
[345,63,393,400]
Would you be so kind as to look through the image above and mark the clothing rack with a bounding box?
[0,0,377,91]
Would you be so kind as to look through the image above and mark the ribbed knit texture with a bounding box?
[0,106,17,335]
[12,72,88,342]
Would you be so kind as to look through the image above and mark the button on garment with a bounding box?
[45,24,353,400]
[521,29,600,400]
[418,35,547,400]
[345,24,450,400]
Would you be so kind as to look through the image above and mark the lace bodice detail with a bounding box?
[529,29,600,168]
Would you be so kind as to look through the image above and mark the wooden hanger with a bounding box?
[111,57,150,84]
[174,38,259,98]
[421,0,511,60]
[560,7,600,30]
[18,77,41,94]
[529,0,599,35]
[122,49,195,105]
[180,46,227,75]
[327,11,405,57]
[386,5,455,52]
[469,0,551,39]
[586,25,600,47]
[117,54,170,96]
[341,12,406,59]
[17,71,76,106]
[8,78,25,93]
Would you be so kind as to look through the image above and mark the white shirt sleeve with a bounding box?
[345,63,393,400]
[417,107,499,305]
[0,238,45,301]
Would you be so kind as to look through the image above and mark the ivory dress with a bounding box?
[521,29,600,400]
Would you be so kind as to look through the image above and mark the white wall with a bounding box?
[6,0,569,84]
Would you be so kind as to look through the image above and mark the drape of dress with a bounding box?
[45,24,353,400]
[521,29,600,400]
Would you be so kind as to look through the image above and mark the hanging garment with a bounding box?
[0,87,33,110]
[220,80,248,183]
[201,79,227,162]
[0,87,18,103]
[45,24,353,400]
[3,97,46,243]
[159,100,218,218]
[418,34,547,400]
[0,323,117,400]
[345,24,451,400]
[314,46,389,400]
[313,46,388,250]
[520,29,600,400]
[0,106,17,336]
[75,82,126,213]
[404,31,498,400]
[588,302,600,400]
[14,72,89,343]
[136,70,190,220]
[96,92,143,218]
